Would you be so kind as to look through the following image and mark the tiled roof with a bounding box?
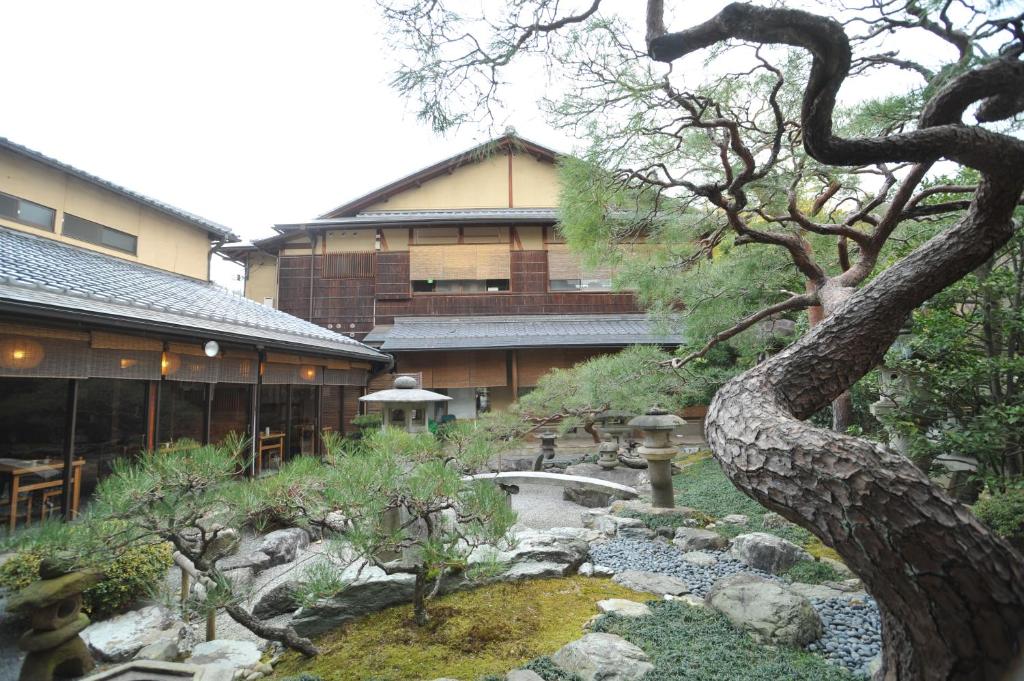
[0,227,386,361]
[0,137,238,242]
[364,315,683,351]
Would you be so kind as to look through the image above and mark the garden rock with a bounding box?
[728,532,811,574]
[673,527,728,551]
[252,581,300,619]
[564,487,613,508]
[682,551,719,568]
[502,561,571,580]
[258,528,310,568]
[761,511,791,529]
[707,573,822,646]
[721,514,749,525]
[616,526,655,540]
[551,633,654,681]
[181,524,240,562]
[81,605,184,662]
[612,569,689,596]
[507,670,545,681]
[186,639,261,670]
[546,526,603,544]
[133,637,179,662]
[291,573,415,637]
[597,599,651,618]
[789,582,866,601]
[504,529,588,569]
[592,514,647,537]
[821,557,855,578]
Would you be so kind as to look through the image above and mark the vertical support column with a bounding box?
[60,379,79,520]
[251,351,264,477]
[314,384,323,458]
[203,383,214,445]
[145,380,159,451]
[284,384,293,461]
[510,350,519,401]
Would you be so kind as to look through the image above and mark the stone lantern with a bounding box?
[359,375,452,433]
[628,406,685,508]
[9,562,102,681]
[597,433,620,470]
[593,409,634,452]
[533,432,558,471]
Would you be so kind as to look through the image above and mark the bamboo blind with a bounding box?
[516,348,610,387]
[0,336,92,379]
[91,331,162,352]
[546,244,616,280]
[409,244,511,280]
[400,351,506,389]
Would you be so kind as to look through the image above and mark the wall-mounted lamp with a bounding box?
[204,340,220,358]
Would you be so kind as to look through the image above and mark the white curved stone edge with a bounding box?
[464,471,640,499]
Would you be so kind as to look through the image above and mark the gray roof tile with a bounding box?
[0,227,386,361]
[366,315,682,351]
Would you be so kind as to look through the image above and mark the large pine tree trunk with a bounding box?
[705,176,1024,680]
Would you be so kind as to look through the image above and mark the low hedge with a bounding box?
[0,541,173,619]
[974,489,1024,551]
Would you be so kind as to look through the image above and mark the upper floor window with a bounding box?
[321,252,375,278]
[0,191,55,231]
[62,213,137,254]
[412,279,509,293]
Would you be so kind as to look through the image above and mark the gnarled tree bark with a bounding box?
[648,4,1024,680]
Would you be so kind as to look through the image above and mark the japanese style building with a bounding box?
[226,134,681,421]
[0,137,388,527]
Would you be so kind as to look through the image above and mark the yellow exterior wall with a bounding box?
[0,147,213,280]
[244,252,279,307]
[515,226,544,250]
[324,229,375,252]
[382,228,409,251]
[365,153,510,211]
[511,153,560,208]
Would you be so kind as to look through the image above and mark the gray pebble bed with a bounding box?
[590,538,881,677]
[808,596,882,677]
[590,538,775,597]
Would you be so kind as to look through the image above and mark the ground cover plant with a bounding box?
[271,576,651,681]
[591,601,859,681]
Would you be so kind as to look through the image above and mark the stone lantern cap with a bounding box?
[7,571,102,613]
[359,375,453,404]
[628,406,685,431]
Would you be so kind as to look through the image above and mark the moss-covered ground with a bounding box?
[666,454,842,561]
[271,576,652,681]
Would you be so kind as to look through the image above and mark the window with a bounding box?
[321,252,375,278]
[550,279,581,291]
[412,279,510,294]
[0,191,55,231]
[62,214,137,254]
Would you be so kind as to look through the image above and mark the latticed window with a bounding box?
[320,251,376,278]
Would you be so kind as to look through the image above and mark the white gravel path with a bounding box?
[510,482,588,529]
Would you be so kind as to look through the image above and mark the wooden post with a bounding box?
[206,611,216,641]
[203,383,214,445]
[180,572,190,606]
[60,379,79,520]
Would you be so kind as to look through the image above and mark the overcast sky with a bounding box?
[1,1,934,288]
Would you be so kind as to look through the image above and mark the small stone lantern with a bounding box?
[593,409,634,451]
[359,375,452,433]
[629,406,685,508]
[533,432,558,471]
[597,433,620,470]
[9,563,102,681]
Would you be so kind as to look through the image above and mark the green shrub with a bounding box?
[974,490,1024,550]
[783,559,843,585]
[0,542,173,619]
[351,413,383,429]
